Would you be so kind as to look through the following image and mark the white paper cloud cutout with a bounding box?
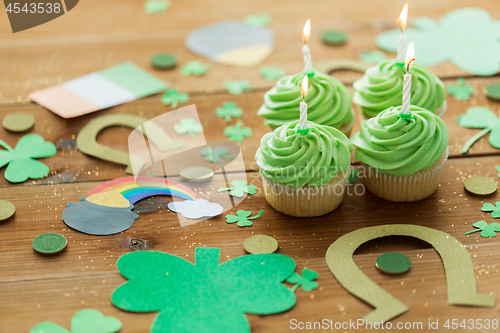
[168,199,223,219]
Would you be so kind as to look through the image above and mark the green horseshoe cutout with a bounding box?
[326,224,495,323]
[77,114,185,174]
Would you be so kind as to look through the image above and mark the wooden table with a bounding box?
[1,1,500,332]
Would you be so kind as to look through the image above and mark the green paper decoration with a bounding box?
[0,200,15,221]
[465,221,500,238]
[224,121,252,142]
[224,80,253,95]
[180,61,211,77]
[0,134,56,183]
[199,147,233,162]
[448,78,473,101]
[375,8,500,76]
[244,12,272,27]
[497,166,500,178]
[30,309,122,333]
[161,88,189,108]
[111,248,296,333]
[259,65,286,81]
[144,0,171,15]
[359,50,387,64]
[348,169,359,183]
[215,102,243,122]
[225,209,264,227]
[32,233,67,254]
[485,84,500,101]
[457,106,500,153]
[286,268,319,292]
[3,112,35,132]
[375,252,412,274]
[481,202,500,218]
[218,180,256,197]
[321,30,347,45]
[174,118,202,138]
[150,53,177,69]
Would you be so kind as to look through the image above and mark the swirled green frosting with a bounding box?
[351,106,449,177]
[255,120,353,187]
[353,59,445,118]
[257,71,354,129]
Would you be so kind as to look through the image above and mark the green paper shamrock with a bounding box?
[180,60,211,77]
[348,168,360,183]
[218,180,257,197]
[225,209,264,227]
[30,309,122,333]
[143,0,171,15]
[465,221,500,238]
[286,268,319,292]
[244,12,272,27]
[224,80,253,95]
[457,106,500,153]
[174,118,202,138]
[447,78,473,101]
[0,134,56,183]
[215,102,243,122]
[161,88,189,108]
[111,248,296,333]
[224,121,253,142]
[199,147,234,162]
[259,64,286,81]
[497,166,500,178]
[359,50,387,64]
[481,202,500,218]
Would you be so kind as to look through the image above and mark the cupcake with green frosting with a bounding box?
[255,120,353,217]
[353,59,446,119]
[257,72,356,137]
[351,105,449,202]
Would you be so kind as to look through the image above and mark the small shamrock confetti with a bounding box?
[224,120,253,142]
[218,180,257,197]
[448,78,474,101]
[143,0,171,15]
[30,309,122,333]
[286,268,319,292]
[457,106,500,153]
[259,64,286,81]
[224,80,253,95]
[161,88,189,108]
[359,50,387,64]
[348,168,360,183]
[180,60,211,76]
[496,166,500,178]
[225,209,264,227]
[465,221,500,238]
[481,202,500,218]
[244,12,272,27]
[199,147,235,162]
[174,118,202,138]
[215,102,243,122]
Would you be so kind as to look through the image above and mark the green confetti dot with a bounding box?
[150,53,177,69]
[464,176,498,196]
[32,233,67,254]
[484,84,500,101]
[0,200,15,221]
[3,112,35,132]
[375,252,411,274]
[321,30,347,45]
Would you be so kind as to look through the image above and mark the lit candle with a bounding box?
[299,75,309,132]
[401,42,415,115]
[302,20,313,74]
[396,3,408,65]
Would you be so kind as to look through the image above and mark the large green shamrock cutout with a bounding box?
[218,180,256,197]
[215,102,243,122]
[174,118,202,138]
[225,209,264,227]
[244,12,272,27]
[447,78,474,101]
[457,106,500,153]
[143,0,171,15]
[0,134,56,183]
[30,309,122,333]
[161,88,189,108]
[224,80,253,95]
[224,121,253,142]
[465,221,500,238]
[375,8,500,76]
[180,61,211,77]
[111,248,296,333]
[259,64,286,81]
[286,268,319,292]
[199,147,234,162]
[481,202,500,218]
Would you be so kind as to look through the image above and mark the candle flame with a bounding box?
[302,19,310,43]
[300,75,309,98]
[397,3,408,31]
[405,42,415,71]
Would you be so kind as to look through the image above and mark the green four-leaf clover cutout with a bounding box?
[225,209,264,227]
[161,88,189,108]
[174,118,202,138]
[286,268,319,292]
[224,121,253,142]
[180,60,211,77]
[482,202,500,218]
[448,78,474,101]
[215,102,243,122]
[457,106,500,153]
[465,221,500,238]
[218,180,256,197]
[30,309,122,333]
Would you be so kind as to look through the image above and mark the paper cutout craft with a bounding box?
[199,146,234,162]
[29,62,167,118]
[348,169,359,183]
[30,309,122,333]
[161,88,189,108]
[225,209,264,227]
[150,53,177,69]
[224,80,253,95]
[186,21,274,67]
[375,253,411,275]
[111,248,296,333]
[0,134,56,183]
[464,176,498,196]
[244,12,272,27]
[168,199,223,219]
[218,180,256,197]
[174,118,202,138]
[315,59,370,75]
[215,102,243,122]
[76,113,184,174]
[321,30,347,45]
[3,112,35,132]
[485,84,500,101]
[180,61,211,76]
[144,0,171,15]
[325,224,495,324]
[448,78,473,101]
[359,50,387,64]
[457,107,500,153]
[0,200,15,221]
[224,121,253,142]
[32,233,67,254]
[465,221,500,238]
[482,202,500,218]
[287,268,319,292]
[497,166,500,178]
[375,8,500,76]
[259,64,286,81]
[243,235,278,254]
